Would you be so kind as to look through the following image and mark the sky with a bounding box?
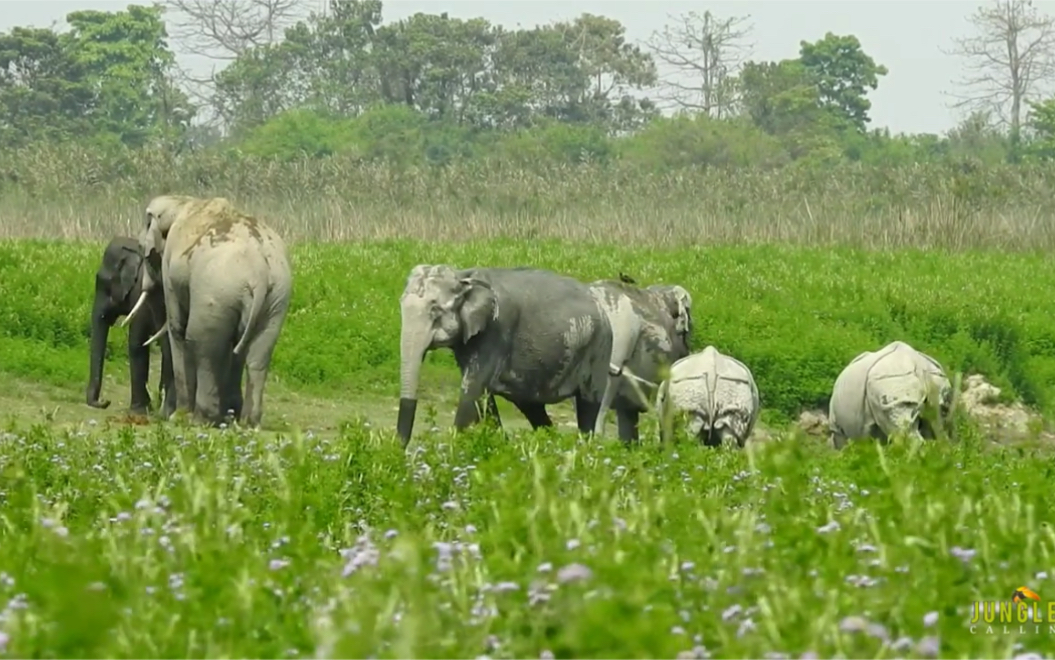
[0,0,1049,136]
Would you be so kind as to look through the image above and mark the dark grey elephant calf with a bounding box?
[86,236,175,416]
[397,265,616,445]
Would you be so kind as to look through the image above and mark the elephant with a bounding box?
[86,236,176,416]
[122,195,293,428]
[656,345,761,448]
[397,264,617,446]
[828,340,953,449]
[588,278,694,442]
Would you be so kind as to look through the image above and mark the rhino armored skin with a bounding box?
[828,340,952,449]
[656,345,760,447]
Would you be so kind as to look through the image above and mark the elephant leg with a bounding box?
[159,331,176,419]
[224,351,245,421]
[126,312,153,415]
[241,309,287,429]
[615,407,640,444]
[164,287,195,417]
[511,400,553,429]
[186,308,238,427]
[574,392,601,435]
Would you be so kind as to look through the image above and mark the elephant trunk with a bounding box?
[397,314,430,447]
[86,296,112,409]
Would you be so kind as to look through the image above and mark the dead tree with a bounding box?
[644,10,754,118]
[944,0,1055,140]
[161,0,309,126]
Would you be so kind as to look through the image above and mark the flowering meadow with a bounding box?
[0,414,1050,658]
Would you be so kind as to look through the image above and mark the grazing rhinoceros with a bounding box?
[656,345,760,448]
[828,340,952,449]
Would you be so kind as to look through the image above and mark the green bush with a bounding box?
[1,239,1052,422]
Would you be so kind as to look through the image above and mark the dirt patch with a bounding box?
[958,374,1050,442]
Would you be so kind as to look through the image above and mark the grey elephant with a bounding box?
[588,278,694,442]
[828,340,952,449]
[86,236,176,416]
[397,264,616,446]
[122,195,293,427]
[656,345,761,448]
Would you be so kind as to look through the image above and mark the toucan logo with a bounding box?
[1011,586,1041,604]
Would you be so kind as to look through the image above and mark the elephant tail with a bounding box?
[234,278,267,356]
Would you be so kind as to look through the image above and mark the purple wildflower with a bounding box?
[950,546,976,563]
[492,581,519,593]
[721,604,743,622]
[566,538,581,550]
[799,652,818,660]
[540,651,555,660]
[839,616,869,633]
[269,558,291,571]
[923,611,939,627]
[866,623,889,642]
[916,636,940,658]
[817,520,840,534]
[890,636,913,652]
[556,563,592,584]
[340,534,380,577]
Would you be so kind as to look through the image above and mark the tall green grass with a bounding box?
[1,239,1051,422]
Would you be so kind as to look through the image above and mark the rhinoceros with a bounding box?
[656,345,760,447]
[828,340,952,449]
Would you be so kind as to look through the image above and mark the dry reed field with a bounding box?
[3,143,1055,250]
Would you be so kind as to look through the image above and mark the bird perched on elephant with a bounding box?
[86,236,175,416]
[122,195,292,428]
[828,340,953,449]
[656,345,760,448]
[587,278,694,442]
[397,264,616,446]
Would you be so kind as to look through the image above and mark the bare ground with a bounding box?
[0,365,583,439]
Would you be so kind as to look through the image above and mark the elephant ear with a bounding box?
[114,245,143,305]
[458,278,496,343]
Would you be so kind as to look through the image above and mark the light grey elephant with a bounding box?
[828,340,952,449]
[588,278,694,442]
[656,345,761,447]
[397,264,616,446]
[122,195,292,428]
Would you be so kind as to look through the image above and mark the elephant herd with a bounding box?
[85,195,956,449]
[87,195,292,428]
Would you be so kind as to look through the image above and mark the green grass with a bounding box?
[3,235,1055,657]
[0,418,1051,657]
[2,238,1055,422]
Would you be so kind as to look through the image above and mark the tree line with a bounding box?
[2,0,1055,173]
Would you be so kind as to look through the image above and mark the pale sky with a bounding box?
[0,0,1047,136]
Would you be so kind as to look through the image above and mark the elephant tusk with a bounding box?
[121,291,149,328]
[142,323,168,347]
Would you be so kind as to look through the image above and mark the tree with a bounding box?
[798,32,887,132]
[944,0,1055,142]
[0,26,95,147]
[644,10,753,118]
[736,59,843,160]
[65,5,195,146]
[162,0,309,128]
